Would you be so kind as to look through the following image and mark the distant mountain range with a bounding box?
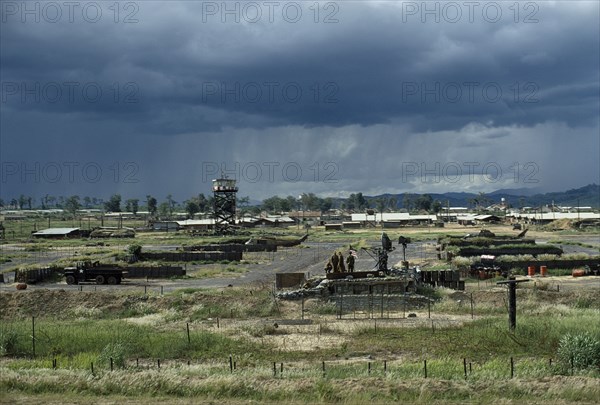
[252,184,599,209]
[372,184,600,209]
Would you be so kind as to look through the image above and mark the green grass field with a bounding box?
[1,221,599,403]
[1,283,598,403]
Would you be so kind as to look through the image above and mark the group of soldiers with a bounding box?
[324,250,356,273]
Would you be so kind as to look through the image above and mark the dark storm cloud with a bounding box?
[3,1,598,131]
[1,1,599,200]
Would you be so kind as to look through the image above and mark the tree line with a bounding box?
[0,191,457,219]
[0,193,234,220]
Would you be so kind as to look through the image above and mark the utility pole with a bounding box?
[497,277,530,331]
[297,195,301,230]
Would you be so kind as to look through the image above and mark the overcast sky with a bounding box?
[1,0,599,203]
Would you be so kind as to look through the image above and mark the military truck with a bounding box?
[64,261,126,285]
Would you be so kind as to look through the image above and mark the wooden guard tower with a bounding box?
[212,177,238,233]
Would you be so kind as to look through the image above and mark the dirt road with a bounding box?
[0,240,438,293]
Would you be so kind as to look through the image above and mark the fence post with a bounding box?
[368,362,371,375]
[510,357,514,378]
[273,362,277,377]
[187,322,191,344]
[229,355,233,373]
[463,358,467,379]
[91,362,94,375]
[470,292,474,319]
[110,357,114,371]
[31,316,35,358]
[423,360,427,378]
[322,361,325,377]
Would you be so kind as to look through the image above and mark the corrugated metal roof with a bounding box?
[33,228,80,235]
[351,213,436,222]
[176,219,215,226]
[265,216,295,223]
[240,217,260,223]
[512,213,599,220]
[474,215,499,220]
[407,215,437,221]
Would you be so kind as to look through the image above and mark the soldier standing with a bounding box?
[338,252,346,273]
[346,251,355,272]
[330,252,339,273]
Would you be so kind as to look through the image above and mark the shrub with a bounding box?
[557,332,600,372]
[451,256,473,268]
[128,244,142,257]
[0,330,19,356]
[416,284,441,300]
[97,342,129,369]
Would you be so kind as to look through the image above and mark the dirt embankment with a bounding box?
[2,277,598,320]
[1,289,141,319]
[0,288,262,320]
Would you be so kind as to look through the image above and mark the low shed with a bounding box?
[32,228,81,239]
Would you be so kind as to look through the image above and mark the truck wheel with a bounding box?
[107,276,118,285]
[96,275,106,285]
[66,275,76,285]
[116,277,122,285]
